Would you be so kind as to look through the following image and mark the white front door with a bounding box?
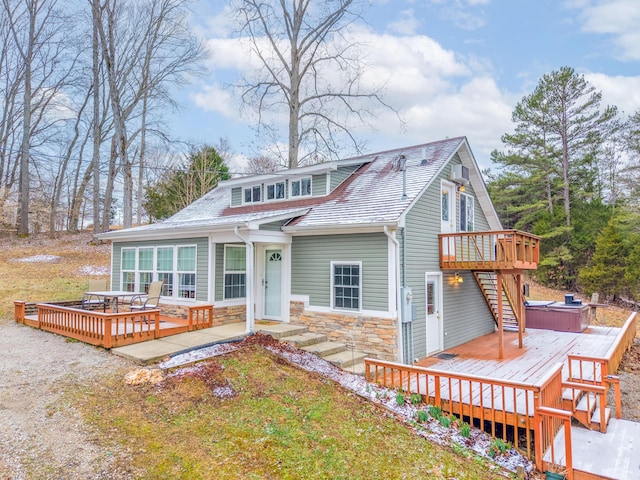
[441,180,456,259]
[264,249,282,318]
[425,272,443,355]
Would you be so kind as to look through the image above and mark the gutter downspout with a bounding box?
[234,226,254,334]
[384,226,403,364]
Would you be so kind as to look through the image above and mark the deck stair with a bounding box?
[473,271,519,331]
[259,324,368,375]
[572,392,611,431]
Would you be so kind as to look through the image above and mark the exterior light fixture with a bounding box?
[457,184,466,193]
[454,272,464,284]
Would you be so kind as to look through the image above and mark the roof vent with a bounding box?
[420,147,427,165]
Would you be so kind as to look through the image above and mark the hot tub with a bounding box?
[525,300,589,333]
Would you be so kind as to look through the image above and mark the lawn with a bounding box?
[76,344,513,480]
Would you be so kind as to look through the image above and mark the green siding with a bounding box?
[312,174,326,197]
[112,237,209,301]
[291,233,389,311]
[231,187,242,206]
[404,156,494,359]
[330,164,359,191]
[259,220,286,231]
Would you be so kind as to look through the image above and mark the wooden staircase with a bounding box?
[473,271,520,331]
[562,385,612,433]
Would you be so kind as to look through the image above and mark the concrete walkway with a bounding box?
[111,323,248,364]
[111,322,305,364]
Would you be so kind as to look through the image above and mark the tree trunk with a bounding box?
[91,0,101,232]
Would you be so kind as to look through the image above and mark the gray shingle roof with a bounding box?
[99,137,468,239]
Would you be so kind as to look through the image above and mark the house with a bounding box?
[98,137,539,364]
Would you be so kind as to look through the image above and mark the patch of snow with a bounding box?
[212,385,236,399]
[14,254,60,263]
[158,342,240,369]
[78,265,110,276]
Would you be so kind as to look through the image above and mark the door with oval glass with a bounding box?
[264,249,282,318]
[425,272,443,355]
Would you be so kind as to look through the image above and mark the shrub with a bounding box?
[428,405,442,419]
[410,393,422,405]
[439,416,451,428]
[416,410,429,423]
[460,422,471,438]
[395,391,405,406]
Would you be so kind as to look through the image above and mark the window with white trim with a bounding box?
[243,185,262,203]
[459,193,474,232]
[224,245,246,299]
[290,177,311,197]
[119,245,197,298]
[266,181,286,201]
[331,262,361,311]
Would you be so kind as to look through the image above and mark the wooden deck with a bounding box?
[414,327,620,384]
[14,300,215,349]
[365,313,637,479]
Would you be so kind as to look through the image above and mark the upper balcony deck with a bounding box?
[439,230,540,271]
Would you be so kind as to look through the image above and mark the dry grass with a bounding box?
[0,232,110,321]
[76,346,511,480]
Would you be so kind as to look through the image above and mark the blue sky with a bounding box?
[170,0,640,172]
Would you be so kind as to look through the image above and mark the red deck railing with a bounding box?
[439,230,540,271]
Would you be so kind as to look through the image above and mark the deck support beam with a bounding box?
[497,271,504,359]
[516,272,523,349]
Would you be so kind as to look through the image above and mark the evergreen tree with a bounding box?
[144,146,230,221]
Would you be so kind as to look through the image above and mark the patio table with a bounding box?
[83,290,143,313]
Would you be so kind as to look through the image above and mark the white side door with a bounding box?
[425,272,443,355]
[264,249,282,319]
[440,180,456,259]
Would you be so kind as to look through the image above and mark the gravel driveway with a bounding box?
[0,321,133,480]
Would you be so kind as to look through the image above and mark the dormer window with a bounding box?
[243,185,262,203]
[291,177,311,197]
[266,181,286,201]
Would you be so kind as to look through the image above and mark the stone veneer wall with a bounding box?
[159,304,245,326]
[289,301,398,361]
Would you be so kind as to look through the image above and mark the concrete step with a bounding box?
[324,349,368,369]
[301,340,346,357]
[591,407,612,431]
[257,323,308,339]
[283,332,327,348]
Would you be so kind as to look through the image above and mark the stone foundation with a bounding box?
[289,301,398,361]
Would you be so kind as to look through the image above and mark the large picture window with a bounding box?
[120,245,197,299]
[224,245,246,299]
[460,193,474,232]
[331,262,361,311]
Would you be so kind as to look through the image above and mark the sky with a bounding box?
[169,0,640,173]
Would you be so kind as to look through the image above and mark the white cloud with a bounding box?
[387,9,421,35]
[585,73,640,116]
[569,0,640,60]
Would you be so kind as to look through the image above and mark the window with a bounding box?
[266,181,286,201]
[177,246,197,298]
[244,185,262,203]
[290,177,311,197]
[121,249,136,292]
[460,193,474,232]
[332,262,361,311]
[138,248,153,293]
[119,245,197,299]
[156,247,174,296]
[224,245,246,299]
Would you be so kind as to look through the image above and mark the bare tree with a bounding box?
[233,0,398,168]
[94,0,203,230]
[244,155,280,175]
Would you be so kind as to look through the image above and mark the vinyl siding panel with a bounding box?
[311,174,326,197]
[112,237,209,301]
[404,155,494,359]
[291,233,389,311]
[329,164,360,191]
[231,187,242,206]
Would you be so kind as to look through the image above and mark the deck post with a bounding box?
[14,300,26,323]
[104,317,113,349]
[515,273,523,348]
[497,272,504,359]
